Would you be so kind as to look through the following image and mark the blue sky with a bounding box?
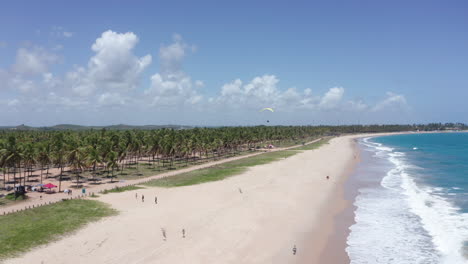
[0,0,467,126]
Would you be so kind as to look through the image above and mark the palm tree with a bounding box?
[0,146,7,189]
[3,136,23,199]
[86,146,102,181]
[53,133,66,192]
[117,142,127,175]
[107,151,119,182]
[37,144,52,184]
[68,146,87,186]
[22,143,36,185]
[148,133,161,168]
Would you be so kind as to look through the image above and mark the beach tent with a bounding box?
[43,183,57,189]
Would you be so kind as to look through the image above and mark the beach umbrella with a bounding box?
[43,183,57,189]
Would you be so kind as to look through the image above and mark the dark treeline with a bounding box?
[0,123,465,192]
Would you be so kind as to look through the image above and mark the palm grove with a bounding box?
[0,124,460,194]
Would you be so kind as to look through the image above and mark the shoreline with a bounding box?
[3,131,454,264]
[295,136,359,264]
[311,131,433,264]
[316,138,361,264]
[4,136,353,264]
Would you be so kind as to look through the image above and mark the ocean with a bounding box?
[346,133,468,264]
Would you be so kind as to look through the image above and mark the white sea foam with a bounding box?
[347,139,468,263]
[399,169,468,263]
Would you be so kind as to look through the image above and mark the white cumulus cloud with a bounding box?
[215,75,343,111]
[318,87,344,110]
[13,47,58,76]
[372,92,407,111]
[98,92,127,106]
[68,30,152,96]
[144,34,203,106]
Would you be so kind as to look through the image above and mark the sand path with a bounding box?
[5,136,355,264]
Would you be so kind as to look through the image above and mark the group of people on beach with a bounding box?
[134,192,190,242]
[135,193,157,204]
[160,228,186,241]
[134,191,299,256]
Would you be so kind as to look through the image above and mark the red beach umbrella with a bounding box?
[43,183,57,189]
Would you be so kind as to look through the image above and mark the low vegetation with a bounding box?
[0,193,28,206]
[0,126,325,194]
[291,137,331,150]
[144,149,300,187]
[0,199,117,259]
[144,138,332,187]
[102,185,143,194]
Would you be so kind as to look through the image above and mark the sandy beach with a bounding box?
[5,135,358,264]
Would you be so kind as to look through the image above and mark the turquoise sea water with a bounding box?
[346,133,468,264]
[376,133,468,213]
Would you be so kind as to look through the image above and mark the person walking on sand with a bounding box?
[326,175,329,180]
[293,245,297,255]
[182,229,185,238]
[155,196,157,204]
[161,228,167,241]
[142,195,144,202]
[135,193,138,199]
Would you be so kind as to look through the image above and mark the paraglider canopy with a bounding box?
[259,107,274,112]
[259,107,274,124]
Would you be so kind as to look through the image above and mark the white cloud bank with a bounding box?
[68,30,152,97]
[144,34,203,106]
[214,75,349,112]
[0,31,410,125]
[372,92,408,112]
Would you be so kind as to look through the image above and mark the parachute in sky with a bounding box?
[259,107,274,112]
[259,107,274,124]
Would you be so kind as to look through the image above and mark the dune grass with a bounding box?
[291,137,331,150]
[143,150,299,188]
[101,185,143,194]
[0,199,117,259]
[143,137,331,188]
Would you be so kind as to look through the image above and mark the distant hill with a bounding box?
[0,124,193,131]
[0,124,38,131]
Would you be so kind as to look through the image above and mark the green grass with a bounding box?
[291,137,331,150]
[0,193,28,206]
[4,193,28,201]
[101,185,143,194]
[143,138,332,188]
[73,150,254,182]
[0,199,117,259]
[143,150,299,188]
